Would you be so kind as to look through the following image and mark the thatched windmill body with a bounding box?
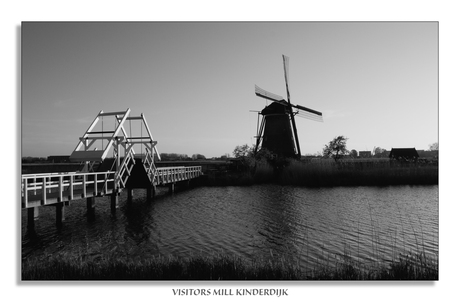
[254,55,323,158]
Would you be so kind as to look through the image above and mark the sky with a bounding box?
[22,22,438,158]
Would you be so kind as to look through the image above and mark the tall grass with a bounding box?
[277,159,438,187]
[21,248,437,280]
[204,158,437,187]
[22,253,301,280]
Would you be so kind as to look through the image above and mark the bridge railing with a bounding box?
[142,148,156,185]
[22,171,116,208]
[22,166,202,207]
[116,145,136,188]
[154,166,202,185]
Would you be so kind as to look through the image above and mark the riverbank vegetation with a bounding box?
[22,249,437,280]
[205,155,438,187]
[278,158,438,187]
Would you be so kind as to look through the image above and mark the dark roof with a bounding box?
[261,101,289,115]
[389,148,419,159]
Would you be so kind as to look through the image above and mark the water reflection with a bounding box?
[22,185,438,270]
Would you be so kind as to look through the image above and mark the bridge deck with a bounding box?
[22,166,202,209]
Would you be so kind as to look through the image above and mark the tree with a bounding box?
[322,136,349,162]
[219,153,231,160]
[349,149,358,158]
[373,147,387,158]
[233,144,253,158]
[192,154,206,160]
[428,142,438,151]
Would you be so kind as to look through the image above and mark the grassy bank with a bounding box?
[205,159,438,187]
[22,250,437,280]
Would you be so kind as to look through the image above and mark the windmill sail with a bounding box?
[293,104,322,116]
[255,85,285,103]
[283,55,290,101]
[295,110,323,122]
[292,104,323,122]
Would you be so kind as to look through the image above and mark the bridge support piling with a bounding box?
[87,197,95,220]
[146,187,155,201]
[27,207,39,232]
[111,193,119,214]
[168,183,175,194]
[55,203,65,227]
[127,189,133,203]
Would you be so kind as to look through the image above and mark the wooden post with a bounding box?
[111,193,118,214]
[55,203,65,227]
[127,188,133,203]
[27,207,39,232]
[146,187,152,201]
[146,186,156,201]
[87,197,95,219]
[169,183,175,194]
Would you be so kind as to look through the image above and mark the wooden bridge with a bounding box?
[21,108,202,230]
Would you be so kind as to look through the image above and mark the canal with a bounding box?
[21,184,438,271]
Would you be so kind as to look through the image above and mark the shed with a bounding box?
[389,148,419,161]
[359,151,372,158]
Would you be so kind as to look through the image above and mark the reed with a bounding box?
[22,248,437,280]
[21,253,301,280]
[277,159,438,187]
[204,157,437,187]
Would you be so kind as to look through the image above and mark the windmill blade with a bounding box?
[293,103,323,122]
[296,110,324,122]
[292,104,323,117]
[282,55,290,102]
[255,85,286,104]
[255,115,266,153]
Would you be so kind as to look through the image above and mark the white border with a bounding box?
[4,1,458,301]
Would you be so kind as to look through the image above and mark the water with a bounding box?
[22,185,438,271]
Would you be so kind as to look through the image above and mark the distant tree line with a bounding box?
[22,157,49,163]
[319,137,438,161]
[159,153,191,161]
[159,153,209,161]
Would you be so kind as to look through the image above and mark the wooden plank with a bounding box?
[58,175,63,202]
[86,131,115,134]
[99,110,128,117]
[22,178,28,208]
[70,175,74,200]
[93,174,97,196]
[42,176,47,205]
[83,175,87,198]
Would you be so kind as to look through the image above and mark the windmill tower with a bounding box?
[254,55,323,158]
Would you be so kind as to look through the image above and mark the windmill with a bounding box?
[254,55,323,159]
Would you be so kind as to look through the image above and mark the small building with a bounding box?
[389,148,419,161]
[417,150,438,159]
[47,155,71,163]
[359,151,372,158]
